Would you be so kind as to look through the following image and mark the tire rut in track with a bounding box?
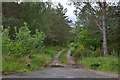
[49,49,65,67]
[66,50,84,69]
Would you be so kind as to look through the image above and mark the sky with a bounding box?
[51,0,77,24]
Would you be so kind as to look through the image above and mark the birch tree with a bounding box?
[73,0,109,55]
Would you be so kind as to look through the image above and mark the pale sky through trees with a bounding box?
[18,0,77,23]
[51,0,119,24]
[18,0,119,24]
[51,0,77,24]
[51,0,119,23]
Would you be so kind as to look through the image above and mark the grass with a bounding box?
[2,54,52,75]
[2,46,65,75]
[76,56,118,74]
[59,50,68,64]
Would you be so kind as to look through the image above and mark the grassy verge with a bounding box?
[59,50,68,64]
[2,46,65,75]
[2,54,52,74]
[74,56,118,74]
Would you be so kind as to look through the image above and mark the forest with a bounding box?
[1,1,119,75]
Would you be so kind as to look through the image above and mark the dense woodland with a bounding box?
[2,1,119,74]
[2,2,72,46]
[71,1,119,57]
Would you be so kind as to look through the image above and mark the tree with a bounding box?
[73,1,109,55]
[45,3,72,46]
[2,2,72,46]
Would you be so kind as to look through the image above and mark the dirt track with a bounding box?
[3,49,118,78]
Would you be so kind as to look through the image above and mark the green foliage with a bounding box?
[30,54,52,70]
[70,26,102,58]
[3,2,72,46]
[2,57,27,74]
[2,54,52,75]
[79,56,118,73]
[2,23,45,57]
[71,44,104,61]
[72,2,119,56]
[59,49,68,64]
[108,43,118,56]
[41,46,63,56]
[71,47,90,61]
[2,46,64,75]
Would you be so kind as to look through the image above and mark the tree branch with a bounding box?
[98,2,103,14]
[88,3,102,19]
[94,18,103,31]
[88,7,103,31]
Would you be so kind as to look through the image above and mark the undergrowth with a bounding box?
[76,56,118,74]
[2,46,65,75]
[59,50,68,64]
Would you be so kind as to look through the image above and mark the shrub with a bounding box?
[2,46,63,74]
[71,46,90,61]
[2,23,45,57]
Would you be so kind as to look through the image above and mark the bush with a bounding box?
[71,44,103,59]
[108,42,118,56]
[71,47,90,61]
[2,46,64,74]
[2,23,45,57]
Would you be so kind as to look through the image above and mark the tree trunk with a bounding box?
[102,2,108,55]
[2,3,6,17]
